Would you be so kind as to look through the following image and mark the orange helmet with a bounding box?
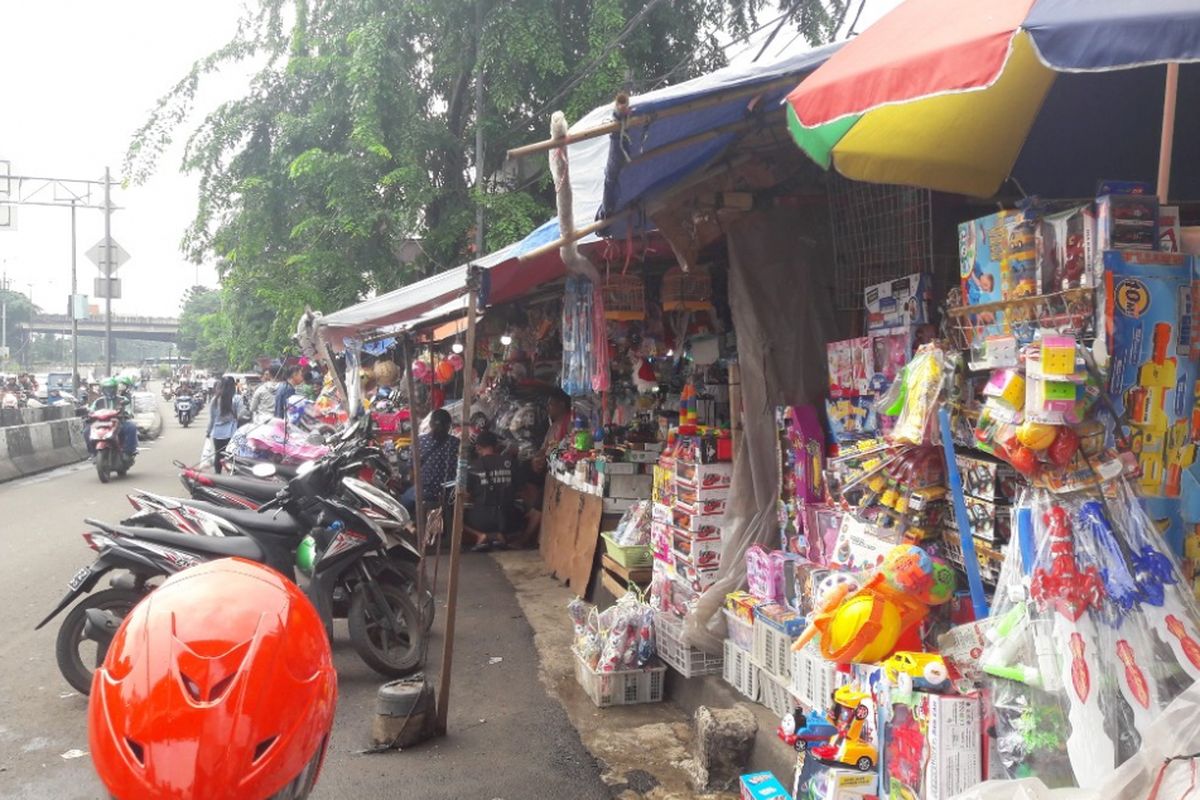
[89,558,337,800]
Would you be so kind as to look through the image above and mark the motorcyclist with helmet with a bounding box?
[85,376,139,459]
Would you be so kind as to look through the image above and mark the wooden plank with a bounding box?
[567,490,603,598]
[600,554,652,586]
[540,476,605,599]
[600,569,627,600]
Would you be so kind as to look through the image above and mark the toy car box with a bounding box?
[827,337,872,398]
[671,528,723,570]
[1104,250,1199,498]
[955,452,1020,504]
[674,476,731,505]
[962,494,1013,544]
[740,771,792,800]
[674,459,733,489]
[864,273,931,332]
[884,693,981,800]
[805,767,876,799]
[1097,193,1158,252]
[1036,203,1096,293]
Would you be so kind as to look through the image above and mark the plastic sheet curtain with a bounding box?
[683,205,840,651]
[561,276,611,396]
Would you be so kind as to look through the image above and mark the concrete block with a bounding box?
[681,704,758,792]
[1,420,87,482]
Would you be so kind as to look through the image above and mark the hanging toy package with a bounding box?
[880,343,953,446]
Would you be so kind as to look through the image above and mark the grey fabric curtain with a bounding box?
[683,204,839,651]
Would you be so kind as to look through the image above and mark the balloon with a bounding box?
[411,360,431,382]
[435,360,456,383]
[447,353,465,371]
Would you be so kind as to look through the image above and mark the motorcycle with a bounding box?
[161,384,174,401]
[39,424,426,692]
[90,408,135,483]
[174,394,194,427]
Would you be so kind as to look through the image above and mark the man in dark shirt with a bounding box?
[401,408,460,517]
[464,431,517,551]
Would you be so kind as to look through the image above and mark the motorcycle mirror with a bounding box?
[251,462,278,478]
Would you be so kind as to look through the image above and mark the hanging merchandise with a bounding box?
[561,276,612,396]
[661,265,714,312]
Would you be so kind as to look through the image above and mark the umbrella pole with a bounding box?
[1157,63,1180,205]
[434,265,481,736]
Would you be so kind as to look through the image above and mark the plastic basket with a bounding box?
[723,608,754,652]
[759,670,797,719]
[789,644,850,710]
[601,533,653,569]
[654,612,723,678]
[722,638,760,702]
[572,650,666,708]
[752,617,794,680]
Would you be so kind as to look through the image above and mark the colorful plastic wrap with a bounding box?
[612,500,653,546]
[879,343,953,446]
[571,592,656,672]
[745,545,787,603]
[981,481,1200,789]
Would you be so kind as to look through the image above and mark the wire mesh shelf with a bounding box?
[828,175,935,311]
[945,287,1096,365]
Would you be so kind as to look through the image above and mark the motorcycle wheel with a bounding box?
[347,578,424,678]
[387,556,435,632]
[54,587,142,695]
[96,450,111,483]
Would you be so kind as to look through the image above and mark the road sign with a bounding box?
[70,294,89,320]
[86,237,130,275]
[94,277,121,299]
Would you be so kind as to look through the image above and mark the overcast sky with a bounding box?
[0,0,899,318]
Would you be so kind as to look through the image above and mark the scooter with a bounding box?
[174,393,194,427]
[90,409,135,484]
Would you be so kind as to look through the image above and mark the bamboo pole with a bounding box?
[1157,62,1180,205]
[402,334,428,563]
[516,210,633,262]
[434,265,481,736]
[506,74,806,160]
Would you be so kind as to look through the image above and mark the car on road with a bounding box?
[130,391,164,440]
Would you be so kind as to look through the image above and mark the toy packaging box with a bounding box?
[954,453,1020,504]
[1036,204,1096,293]
[864,273,931,332]
[958,209,1038,308]
[828,338,873,398]
[1097,193,1158,252]
[741,771,792,800]
[1104,250,1199,499]
[804,767,876,800]
[825,397,880,447]
[884,693,981,800]
[674,459,733,489]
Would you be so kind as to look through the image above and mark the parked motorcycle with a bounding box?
[174,393,194,427]
[38,420,425,693]
[89,408,135,483]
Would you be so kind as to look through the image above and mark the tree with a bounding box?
[127,0,846,357]
[178,285,234,370]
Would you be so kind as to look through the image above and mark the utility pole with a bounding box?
[70,200,79,393]
[474,0,485,257]
[1,271,8,355]
[103,167,113,376]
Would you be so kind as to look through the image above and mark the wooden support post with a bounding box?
[402,334,429,614]
[434,265,481,736]
[1157,62,1180,205]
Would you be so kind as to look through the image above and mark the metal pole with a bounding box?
[70,200,79,394]
[474,0,485,256]
[435,265,480,736]
[403,334,428,554]
[1,270,7,351]
[103,166,113,376]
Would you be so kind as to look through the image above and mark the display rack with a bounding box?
[945,287,1097,356]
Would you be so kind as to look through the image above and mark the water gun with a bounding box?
[1125,322,1175,495]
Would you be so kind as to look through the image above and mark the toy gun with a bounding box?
[1125,322,1176,495]
[1029,506,1114,787]
[1077,501,1159,738]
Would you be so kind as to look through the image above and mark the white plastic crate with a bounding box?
[655,612,723,678]
[752,617,794,680]
[573,650,667,708]
[759,669,796,719]
[723,608,754,652]
[722,638,760,701]
[789,643,850,710]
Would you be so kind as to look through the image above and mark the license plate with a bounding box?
[67,566,91,591]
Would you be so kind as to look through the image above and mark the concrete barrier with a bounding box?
[0,418,89,483]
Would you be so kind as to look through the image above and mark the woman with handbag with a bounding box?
[206,375,245,473]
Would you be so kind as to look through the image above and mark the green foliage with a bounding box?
[128,0,844,355]
[178,285,234,371]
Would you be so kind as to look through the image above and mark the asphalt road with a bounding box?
[0,392,609,799]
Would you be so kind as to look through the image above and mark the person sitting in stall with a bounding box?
[463,431,518,552]
[541,388,572,457]
[401,407,460,518]
[508,450,548,549]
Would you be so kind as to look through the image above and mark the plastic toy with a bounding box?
[882,651,950,693]
[778,707,838,752]
[884,345,947,446]
[792,543,953,665]
[1016,420,1057,451]
[811,685,877,772]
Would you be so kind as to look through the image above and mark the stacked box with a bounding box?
[790,644,850,711]
[883,693,982,800]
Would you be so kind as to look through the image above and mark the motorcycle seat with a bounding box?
[205,473,282,503]
[108,524,265,560]
[176,499,301,535]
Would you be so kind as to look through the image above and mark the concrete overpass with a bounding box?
[20,314,179,343]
